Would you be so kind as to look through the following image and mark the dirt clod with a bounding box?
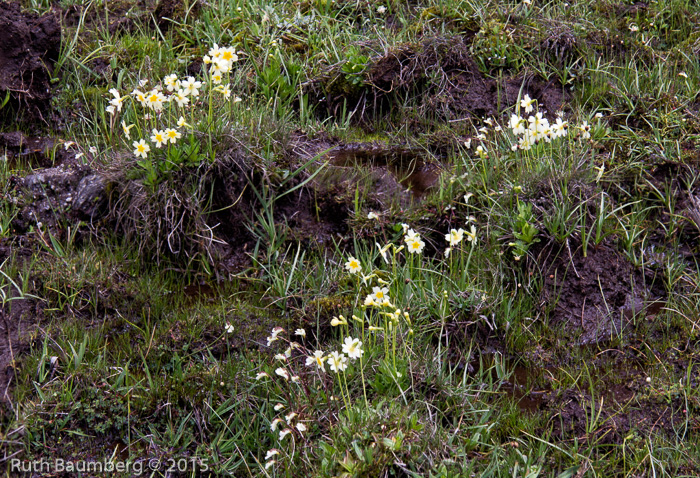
[0,2,61,128]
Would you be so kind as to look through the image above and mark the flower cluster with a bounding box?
[104,44,242,162]
[501,94,594,151]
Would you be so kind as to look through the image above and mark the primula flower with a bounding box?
[446,228,465,246]
[275,367,289,380]
[132,139,150,159]
[150,129,167,148]
[465,224,477,243]
[173,90,190,107]
[121,121,135,140]
[345,256,361,274]
[164,128,181,144]
[108,88,126,112]
[553,117,568,138]
[342,336,364,360]
[163,74,180,92]
[376,242,391,264]
[406,236,425,254]
[177,116,190,127]
[306,350,326,372]
[579,121,591,139]
[211,72,223,84]
[330,315,347,327]
[372,286,390,303]
[267,327,284,346]
[510,114,526,135]
[520,94,535,113]
[181,77,202,97]
[218,84,232,99]
[328,351,348,373]
[132,89,147,107]
[146,89,167,112]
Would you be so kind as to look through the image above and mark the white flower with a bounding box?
[296,422,307,433]
[164,128,181,144]
[145,89,167,111]
[267,327,284,346]
[342,337,364,360]
[279,429,292,440]
[105,105,116,115]
[305,350,326,372]
[377,5,387,14]
[446,228,465,246]
[579,121,591,139]
[274,354,287,361]
[89,146,97,155]
[520,94,535,113]
[225,322,234,334]
[270,418,282,431]
[275,367,289,380]
[265,449,280,460]
[177,116,190,127]
[274,403,285,411]
[265,460,275,470]
[132,139,150,159]
[372,286,389,303]
[406,236,425,254]
[173,90,190,107]
[150,129,167,148]
[328,351,348,373]
[163,74,180,92]
[294,328,306,337]
[345,256,361,274]
[181,76,202,97]
[255,372,269,380]
[368,211,379,220]
[376,242,392,264]
[465,224,477,243]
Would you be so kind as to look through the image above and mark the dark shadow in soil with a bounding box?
[307,36,570,129]
[0,2,61,130]
[0,297,43,416]
[534,238,665,344]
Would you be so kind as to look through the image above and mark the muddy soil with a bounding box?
[0,298,43,415]
[0,2,61,129]
[308,36,569,128]
[535,238,665,344]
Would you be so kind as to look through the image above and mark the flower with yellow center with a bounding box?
[342,337,363,360]
[446,228,465,246]
[344,256,361,274]
[328,351,348,373]
[132,139,150,159]
[407,236,425,254]
[164,128,181,144]
[150,129,167,148]
[305,350,326,372]
[121,121,135,140]
[163,74,180,92]
[146,90,166,111]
